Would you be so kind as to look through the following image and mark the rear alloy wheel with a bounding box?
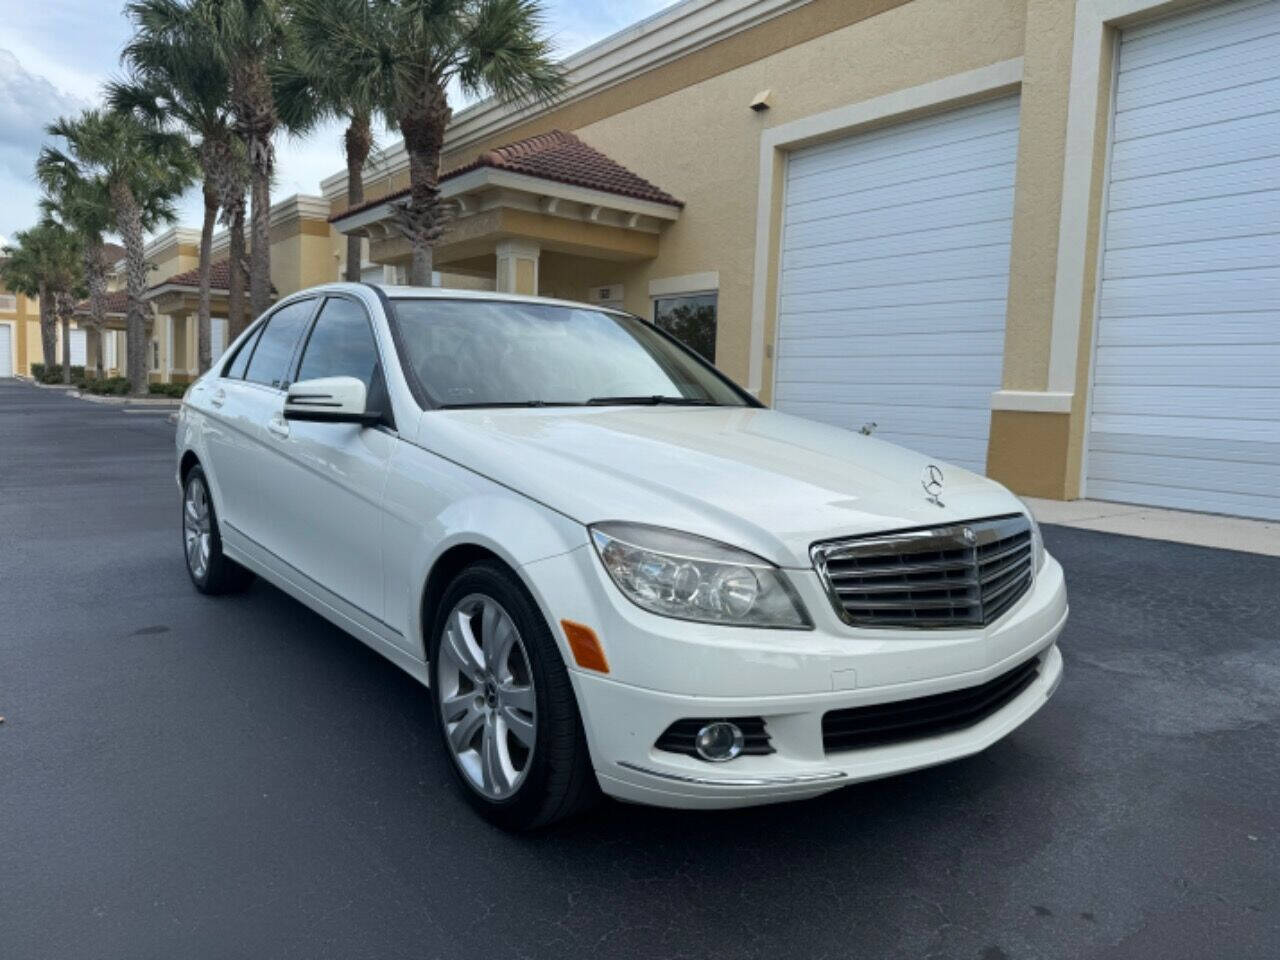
[430,562,598,829]
[181,466,254,595]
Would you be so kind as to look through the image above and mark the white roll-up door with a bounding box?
[773,96,1021,474]
[0,324,13,377]
[69,329,87,367]
[1087,0,1280,520]
[212,318,228,363]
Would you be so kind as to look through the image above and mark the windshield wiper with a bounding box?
[438,400,584,409]
[585,395,720,407]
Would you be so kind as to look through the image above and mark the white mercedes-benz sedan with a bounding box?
[176,284,1067,829]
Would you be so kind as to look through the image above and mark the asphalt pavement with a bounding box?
[1,378,1276,960]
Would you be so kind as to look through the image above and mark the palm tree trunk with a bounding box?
[228,203,249,340]
[249,162,271,317]
[197,180,218,373]
[113,181,150,397]
[84,241,107,378]
[38,281,56,372]
[397,89,451,288]
[344,113,372,284]
[59,293,72,383]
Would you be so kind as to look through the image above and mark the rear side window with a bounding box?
[223,325,262,380]
[296,297,380,392]
[244,299,315,389]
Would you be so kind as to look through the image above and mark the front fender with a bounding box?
[381,440,588,658]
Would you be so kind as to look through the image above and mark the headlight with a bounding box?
[1018,499,1046,575]
[589,522,811,629]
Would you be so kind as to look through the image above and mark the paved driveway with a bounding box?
[1,379,1276,960]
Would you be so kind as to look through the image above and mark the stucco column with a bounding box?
[494,240,540,296]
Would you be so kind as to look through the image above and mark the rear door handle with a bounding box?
[267,416,290,439]
[210,389,226,408]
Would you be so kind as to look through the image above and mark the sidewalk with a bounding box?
[1025,497,1279,558]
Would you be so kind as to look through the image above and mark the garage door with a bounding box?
[70,329,86,367]
[0,324,12,377]
[1087,0,1280,520]
[773,95,1020,474]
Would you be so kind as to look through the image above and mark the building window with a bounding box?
[0,294,17,313]
[151,340,161,371]
[653,292,717,363]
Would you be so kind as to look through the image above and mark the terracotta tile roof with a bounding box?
[99,242,126,268]
[153,258,240,292]
[74,258,265,315]
[73,289,128,317]
[331,129,683,223]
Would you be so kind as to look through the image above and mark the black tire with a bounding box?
[181,465,255,596]
[429,560,599,830]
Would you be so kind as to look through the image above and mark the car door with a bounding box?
[264,294,396,622]
[221,297,320,560]
[197,319,265,536]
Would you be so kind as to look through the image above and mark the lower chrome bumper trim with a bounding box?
[616,761,846,788]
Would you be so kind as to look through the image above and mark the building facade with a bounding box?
[322,0,1278,520]
[7,0,1275,521]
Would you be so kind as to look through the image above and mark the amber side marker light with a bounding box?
[561,620,609,673]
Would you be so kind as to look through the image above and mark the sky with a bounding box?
[0,0,677,244]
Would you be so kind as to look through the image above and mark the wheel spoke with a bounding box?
[498,682,534,713]
[184,499,199,526]
[481,718,506,794]
[440,688,475,723]
[485,611,517,675]
[448,707,485,754]
[186,535,200,571]
[443,615,484,680]
[500,705,535,748]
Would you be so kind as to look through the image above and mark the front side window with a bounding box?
[653,292,717,363]
[389,299,750,409]
[296,297,380,392]
[243,299,315,389]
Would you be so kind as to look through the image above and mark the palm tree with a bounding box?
[291,0,563,286]
[0,222,83,380]
[278,0,386,283]
[37,154,115,379]
[111,0,241,372]
[43,110,196,396]
[196,0,288,320]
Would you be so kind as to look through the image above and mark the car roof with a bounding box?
[344,282,628,314]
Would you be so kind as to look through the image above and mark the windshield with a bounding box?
[389,298,752,409]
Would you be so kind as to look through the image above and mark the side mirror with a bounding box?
[284,376,380,425]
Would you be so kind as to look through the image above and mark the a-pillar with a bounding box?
[494,240,540,295]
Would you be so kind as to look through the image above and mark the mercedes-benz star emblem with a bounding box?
[963,526,977,544]
[921,464,945,507]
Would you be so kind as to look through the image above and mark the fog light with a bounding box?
[694,721,744,762]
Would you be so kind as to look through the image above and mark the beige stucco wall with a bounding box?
[569,0,1027,389]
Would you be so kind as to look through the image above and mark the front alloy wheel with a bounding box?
[436,594,537,799]
[429,561,598,829]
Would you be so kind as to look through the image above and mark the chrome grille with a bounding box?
[812,514,1033,629]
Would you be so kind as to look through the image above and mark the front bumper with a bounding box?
[523,547,1068,809]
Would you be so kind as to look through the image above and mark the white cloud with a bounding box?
[0,48,90,238]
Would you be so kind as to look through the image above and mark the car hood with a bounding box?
[415,406,1025,567]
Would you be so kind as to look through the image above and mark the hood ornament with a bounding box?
[921,464,945,508]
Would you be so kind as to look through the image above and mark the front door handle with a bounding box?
[266,416,290,439]
[210,389,226,408]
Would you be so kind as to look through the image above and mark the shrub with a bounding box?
[80,377,131,396]
[32,363,86,384]
[148,383,186,398]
